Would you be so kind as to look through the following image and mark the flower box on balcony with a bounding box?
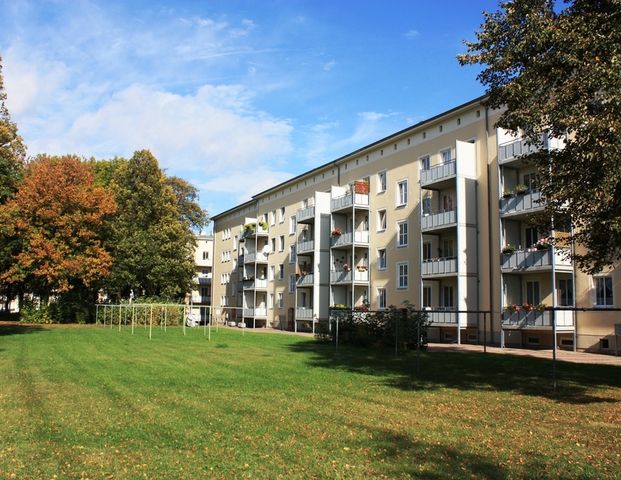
[514,184,528,195]
[354,181,369,195]
[501,245,516,255]
[331,228,342,237]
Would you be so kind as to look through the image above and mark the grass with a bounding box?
[0,324,620,479]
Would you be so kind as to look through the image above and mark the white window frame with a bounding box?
[377,209,387,231]
[289,274,296,293]
[279,207,285,223]
[397,221,408,247]
[279,235,285,252]
[289,245,296,264]
[420,155,430,171]
[377,288,387,310]
[441,148,452,164]
[423,286,432,308]
[377,171,387,193]
[396,179,408,207]
[278,292,284,309]
[377,248,387,271]
[595,276,614,307]
[278,264,284,280]
[397,262,408,289]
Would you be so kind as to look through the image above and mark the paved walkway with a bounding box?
[427,342,621,366]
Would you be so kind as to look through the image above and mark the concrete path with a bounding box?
[428,342,621,366]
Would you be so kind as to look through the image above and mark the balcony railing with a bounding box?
[501,249,572,272]
[194,276,212,285]
[331,192,369,212]
[498,137,541,164]
[296,273,314,286]
[421,257,458,276]
[500,190,544,216]
[330,269,368,283]
[295,308,314,320]
[242,278,268,289]
[427,310,458,325]
[502,310,574,328]
[421,210,457,231]
[243,308,254,317]
[420,160,456,186]
[297,239,315,254]
[330,230,369,248]
[296,206,316,223]
[244,251,269,263]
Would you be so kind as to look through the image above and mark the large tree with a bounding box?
[0,155,116,300]
[459,0,621,273]
[105,150,205,300]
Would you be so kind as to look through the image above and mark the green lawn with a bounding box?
[1,324,620,479]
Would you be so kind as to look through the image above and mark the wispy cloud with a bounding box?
[403,29,420,39]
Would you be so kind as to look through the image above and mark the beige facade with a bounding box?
[212,97,621,352]
[189,234,213,320]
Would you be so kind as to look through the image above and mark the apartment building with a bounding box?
[189,234,213,321]
[212,96,621,352]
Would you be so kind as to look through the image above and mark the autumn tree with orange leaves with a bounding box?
[0,155,116,306]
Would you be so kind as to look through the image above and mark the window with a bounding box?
[523,172,538,192]
[270,210,276,226]
[442,193,453,212]
[420,155,430,171]
[269,266,275,281]
[377,288,387,309]
[377,209,387,231]
[423,286,432,308]
[377,171,387,193]
[377,249,387,271]
[441,148,452,164]
[202,251,209,260]
[289,216,297,235]
[596,277,613,306]
[220,296,227,307]
[441,286,454,308]
[423,242,432,260]
[396,180,408,207]
[299,291,308,308]
[289,274,296,293]
[279,235,285,252]
[397,262,408,289]
[268,294,274,308]
[526,281,541,305]
[397,221,408,247]
[558,278,574,306]
[278,292,284,308]
[279,207,285,223]
[289,245,296,263]
[525,227,538,249]
[422,196,432,215]
[442,239,454,258]
[278,264,284,280]
[233,235,238,250]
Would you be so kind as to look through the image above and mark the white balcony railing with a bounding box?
[244,251,269,263]
[421,210,457,231]
[295,308,314,320]
[501,249,572,272]
[502,310,574,328]
[243,308,254,317]
[254,307,267,317]
[331,192,369,211]
[297,274,314,286]
[498,138,541,164]
[296,206,316,223]
[331,270,352,284]
[500,190,544,216]
[427,310,458,325]
[331,230,369,248]
[420,160,456,186]
[242,278,268,289]
[297,239,315,254]
[421,257,458,276]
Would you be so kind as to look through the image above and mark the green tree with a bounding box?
[165,175,209,232]
[105,150,200,300]
[0,56,27,311]
[459,0,621,273]
[0,155,116,303]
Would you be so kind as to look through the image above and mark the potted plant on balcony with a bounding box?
[514,184,528,195]
[258,220,268,230]
[501,244,516,255]
[243,223,256,234]
[342,263,350,272]
[521,303,534,312]
[506,304,520,313]
[331,227,342,237]
[502,189,514,198]
[535,303,547,311]
[357,264,368,272]
[535,237,552,250]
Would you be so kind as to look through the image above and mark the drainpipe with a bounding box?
[485,105,496,345]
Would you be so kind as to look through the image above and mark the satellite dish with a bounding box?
[262,245,272,254]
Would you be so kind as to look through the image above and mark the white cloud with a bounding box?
[201,168,293,205]
[403,29,420,39]
[323,60,336,72]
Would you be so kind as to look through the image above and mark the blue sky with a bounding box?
[0,0,499,225]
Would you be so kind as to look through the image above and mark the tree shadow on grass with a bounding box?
[290,340,621,404]
[0,322,48,336]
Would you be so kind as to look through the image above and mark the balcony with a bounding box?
[420,160,456,187]
[502,310,574,329]
[242,223,269,239]
[427,310,458,325]
[330,269,369,284]
[191,294,211,305]
[498,137,540,165]
[244,251,269,264]
[330,231,369,248]
[331,192,369,212]
[296,206,316,224]
[295,308,314,320]
[242,278,268,290]
[421,257,458,276]
[500,190,544,217]
[421,210,457,231]
[297,239,315,254]
[243,307,268,317]
[194,275,212,285]
[296,273,314,287]
[501,248,572,273]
